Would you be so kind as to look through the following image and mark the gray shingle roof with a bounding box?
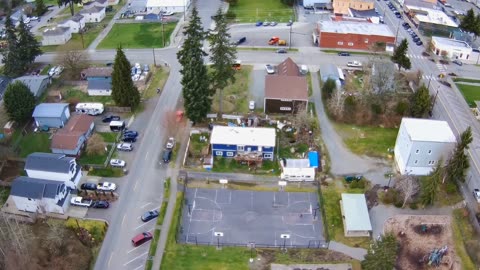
[88,80,111,90]
[11,176,64,199]
[25,153,75,173]
[80,6,105,14]
[32,103,69,118]
[60,14,84,24]
[12,75,49,96]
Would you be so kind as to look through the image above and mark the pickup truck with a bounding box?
[97,182,117,191]
[70,196,93,207]
[347,61,362,67]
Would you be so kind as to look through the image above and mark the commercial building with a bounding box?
[431,36,472,60]
[145,0,191,13]
[333,0,374,15]
[405,5,458,36]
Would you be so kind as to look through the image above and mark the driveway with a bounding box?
[249,65,266,109]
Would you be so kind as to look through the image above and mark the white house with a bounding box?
[86,0,109,8]
[58,14,85,33]
[280,152,319,182]
[394,118,456,176]
[340,193,372,237]
[25,152,82,189]
[10,176,71,214]
[146,0,191,13]
[87,80,112,96]
[42,27,72,46]
[79,6,106,23]
[431,36,472,60]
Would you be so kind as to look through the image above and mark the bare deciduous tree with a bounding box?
[0,212,33,269]
[55,43,89,80]
[43,219,68,256]
[370,60,396,94]
[328,89,345,119]
[86,133,106,155]
[394,175,420,208]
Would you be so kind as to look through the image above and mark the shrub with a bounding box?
[226,10,236,20]
[350,179,366,189]
[395,101,409,115]
[445,182,457,194]
[381,188,399,205]
[409,203,418,209]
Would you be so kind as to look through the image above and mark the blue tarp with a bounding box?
[308,151,319,168]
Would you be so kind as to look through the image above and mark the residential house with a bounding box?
[79,6,106,23]
[210,126,276,161]
[264,58,308,114]
[10,176,71,214]
[32,103,71,128]
[12,75,51,98]
[280,151,319,181]
[42,27,72,46]
[394,118,456,175]
[25,152,82,189]
[319,63,344,88]
[340,193,372,237]
[51,114,95,156]
[0,76,11,100]
[128,0,148,13]
[431,36,472,60]
[109,0,120,5]
[333,0,374,15]
[58,14,85,33]
[10,9,25,27]
[81,67,113,82]
[146,0,191,13]
[88,80,112,96]
[86,0,109,8]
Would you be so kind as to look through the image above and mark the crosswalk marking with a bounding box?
[422,75,437,81]
[436,63,447,72]
[406,54,427,60]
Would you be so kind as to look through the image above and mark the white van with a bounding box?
[110,121,125,132]
[75,103,104,116]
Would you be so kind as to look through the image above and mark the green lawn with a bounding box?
[229,0,294,23]
[98,132,119,143]
[456,83,480,107]
[97,23,176,49]
[453,78,480,84]
[144,67,170,99]
[211,65,252,114]
[62,87,114,105]
[452,209,477,269]
[87,167,124,177]
[78,145,112,165]
[212,157,279,175]
[334,124,398,158]
[14,132,51,158]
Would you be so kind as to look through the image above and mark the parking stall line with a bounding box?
[140,202,152,209]
[133,265,144,270]
[123,251,148,266]
[135,218,156,230]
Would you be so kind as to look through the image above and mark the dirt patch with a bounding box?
[365,184,380,209]
[0,160,24,183]
[384,215,461,270]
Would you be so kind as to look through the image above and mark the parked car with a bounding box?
[132,232,153,247]
[338,51,350,56]
[452,59,463,66]
[123,130,139,137]
[92,200,110,208]
[48,66,57,77]
[347,61,362,67]
[236,37,247,45]
[117,143,133,151]
[144,64,150,72]
[416,40,423,46]
[102,115,120,123]
[162,149,172,163]
[70,197,93,207]
[161,11,174,16]
[286,20,293,26]
[23,17,30,24]
[263,21,270,26]
[166,137,175,149]
[344,175,363,182]
[255,21,263,26]
[29,16,39,21]
[249,100,255,110]
[276,49,287,54]
[439,80,452,88]
[270,21,277,26]
[122,136,137,143]
[265,64,275,74]
[97,182,117,191]
[80,182,97,191]
[54,66,64,75]
[110,159,126,168]
[474,189,480,202]
[141,210,159,222]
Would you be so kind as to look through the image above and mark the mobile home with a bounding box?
[75,103,104,116]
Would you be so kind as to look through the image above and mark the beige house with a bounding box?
[42,27,72,46]
[333,0,374,15]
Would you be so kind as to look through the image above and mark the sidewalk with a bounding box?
[328,241,367,261]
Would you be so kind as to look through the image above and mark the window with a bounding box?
[428,150,432,154]
[414,160,418,164]
[264,154,273,159]
[428,160,436,165]
[226,152,234,157]
[215,151,223,156]
[365,38,369,44]
[348,42,354,46]
[415,149,419,154]
[280,107,292,111]
[237,145,244,151]
[337,41,344,45]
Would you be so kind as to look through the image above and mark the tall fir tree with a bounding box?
[17,18,42,69]
[3,81,36,123]
[1,16,21,77]
[177,7,211,124]
[361,233,398,270]
[410,85,431,118]
[35,0,47,16]
[57,0,82,16]
[445,127,473,183]
[391,39,411,71]
[420,160,443,205]
[209,8,237,114]
[111,46,140,108]
[460,9,478,35]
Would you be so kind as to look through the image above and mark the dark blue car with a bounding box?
[255,21,263,26]
[141,210,159,222]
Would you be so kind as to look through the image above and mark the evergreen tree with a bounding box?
[445,127,473,183]
[391,39,411,71]
[209,8,237,114]
[410,85,431,118]
[17,19,42,68]
[420,161,443,205]
[111,46,140,108]
[35,0,47,16]
[57,0,82,16]
[322,78,336,100]
[177,7,211,124]
[460,9,478,35]
[3,81,36,123]
[1,16,22,77]
[362,233,398,270]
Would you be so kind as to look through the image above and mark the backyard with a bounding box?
[456,83,480,108]
[78,145,112,165]
[61,86,114,105]
[229,0,294,23]
[12,132,51,158]
[211,65,252,114]
[97,23,176,49]
[334,124,398,158]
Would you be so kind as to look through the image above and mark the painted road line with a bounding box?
[123,251,148,266]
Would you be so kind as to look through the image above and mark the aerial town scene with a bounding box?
[0,0,480,269]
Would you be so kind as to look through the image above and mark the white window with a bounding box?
[215,151,223,156]
[428,150,432,154]
[337,41,344,45]
[280,107,292,111]
[280,98,292,102]
[348,42,354,46]
[415,149,419,154]
[365,38,369,43]
[226,152,234,157]
[264,154,273,158]
[237,145,244,151]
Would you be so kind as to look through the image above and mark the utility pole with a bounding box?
[152,48,156,66]
[289,18,292,50]
[161,17,165,47]
[79,22,85,49]
[394,19,401,47]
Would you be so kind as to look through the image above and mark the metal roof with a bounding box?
[210,126,276,147]
[43,27,70,36]
[319,21,394,37]
[319,63,344,81]
[341,193,372,231]
[401,118,456,143]
[32,103,69,118]
[11,176,64,199]
[25,152,75,173]
[432,36,471,49]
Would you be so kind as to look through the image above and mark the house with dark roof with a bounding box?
[79,6,106,23]
[58,14,85,33]
[25,152,82,189]
[42,27,72,46]
[87,80,112,96]
[32,103,71,128]
[12,75,51,98]
[81,67,113,81]
[51,114,95,156]
[10,176,71,214]
[264,58,308,114]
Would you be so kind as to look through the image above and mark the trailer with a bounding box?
[75,103,104,116]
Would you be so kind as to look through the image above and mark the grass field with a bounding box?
[14,132,51,158]
[453,78,480,84]
[456,83,480,107]
[62,87,114,105]
[334,124,398,158]
[452,209,477,269]
[98,132,119,143]
[144,67,170,99]
[211,65,252,114]
[229,0,294,23]
[78,145,112,165]
[97,23,176,49]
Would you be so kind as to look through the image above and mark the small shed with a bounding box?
[32,103,71,128]
[340,193,372,237]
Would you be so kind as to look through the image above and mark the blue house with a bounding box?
[80,67,112,83]
[32,103,70,128]
[210,126,276,160]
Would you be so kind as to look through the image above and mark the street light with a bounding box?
[280,234,290,250]
[214,232,223,249]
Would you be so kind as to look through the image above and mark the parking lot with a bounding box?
[179,188,325,248]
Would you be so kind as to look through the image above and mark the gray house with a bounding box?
[12,75,51,97]
[32,103,71,128]
[42,27,72,46]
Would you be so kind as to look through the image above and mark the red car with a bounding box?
[132,232,153,247]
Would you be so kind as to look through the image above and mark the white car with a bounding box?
[110,159,126,168]
[166,137,175,149]
[30,16,38,21]
[97,182,117,191]
[249,100,255,110]
[54,65,64,75]
[48,67,57,77]
[117,143,133,151]
[347,61,362,68]
[23,17,30,24]
[161,11,174,16]
[265,64,275,74]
